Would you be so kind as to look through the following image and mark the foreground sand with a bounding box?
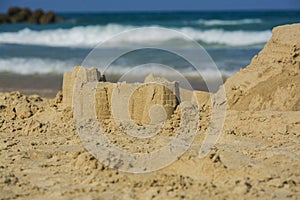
[0,24,300,199]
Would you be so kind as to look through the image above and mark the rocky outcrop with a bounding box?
[224,24,300,111]
[0,7,63,24]
[27,9,44,24]
[39,11,56,24]
[0,14,8,23]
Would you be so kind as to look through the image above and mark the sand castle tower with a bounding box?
[62,66,103,109]
[129,74,179,125]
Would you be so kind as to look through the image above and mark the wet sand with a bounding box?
[0,73,63,98]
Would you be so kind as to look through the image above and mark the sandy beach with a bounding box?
[0,23,300,200]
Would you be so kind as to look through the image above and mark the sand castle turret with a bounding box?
[62,66,104,109]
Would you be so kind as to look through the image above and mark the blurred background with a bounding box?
[0,0,300,96]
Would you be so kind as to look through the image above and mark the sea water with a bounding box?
[0,10,299,80]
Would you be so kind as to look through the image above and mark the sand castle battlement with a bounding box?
[62,66,205,125]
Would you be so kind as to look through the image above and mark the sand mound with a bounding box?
[224,24,300,111]
[0,91,74,135]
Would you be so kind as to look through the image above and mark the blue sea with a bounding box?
[0,10,300,80]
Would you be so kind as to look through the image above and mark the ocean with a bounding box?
[0,10,300,85]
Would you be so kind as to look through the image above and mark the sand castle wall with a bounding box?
[62,67,79,108]
[62,67,186,125]
[129,83,178,125]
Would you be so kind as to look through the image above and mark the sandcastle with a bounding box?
[62,66,209,125]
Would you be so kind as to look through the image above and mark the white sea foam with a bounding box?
[0,24,271,47]
[179,27,270,46]
[0,57,75,74]
[0,57,234,78]
[195,18,262,26]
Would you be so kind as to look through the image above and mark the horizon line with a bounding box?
[1,7,300,14]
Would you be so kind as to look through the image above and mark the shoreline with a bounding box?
[0,73,63,98]
[0,73,227,98]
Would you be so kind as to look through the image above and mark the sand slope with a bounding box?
[225,24,300,111]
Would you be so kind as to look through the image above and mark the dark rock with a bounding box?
[9,8,32,23]
[39,11,55,24]
[0,7,63,24]
[9,14,25,23]
[55,16,64,23]
[20,8,32,18]
[0,14,8,23]
[27,9,44,24]
[27,17,39,24]
[7,7,21,16]
[32,9,44,19]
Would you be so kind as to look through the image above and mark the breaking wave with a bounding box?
[0,57,234,78]
[0,24,271,47]
[194,18,262,26]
